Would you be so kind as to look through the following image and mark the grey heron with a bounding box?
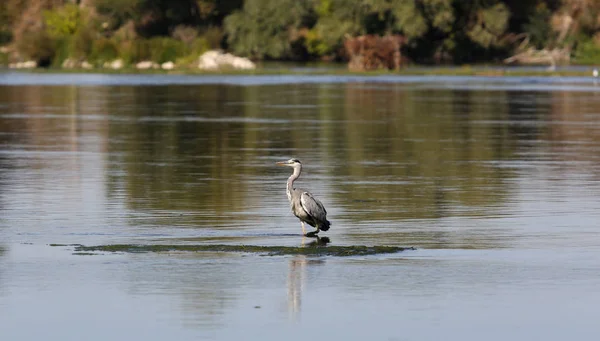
[276,159,331,237]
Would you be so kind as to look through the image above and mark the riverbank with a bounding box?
[2,63,600,78]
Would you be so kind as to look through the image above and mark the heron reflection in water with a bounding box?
[287,255,307,319]
[276,159,331,237]
[287,244,327,320]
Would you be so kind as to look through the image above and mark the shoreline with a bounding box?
[1,64,600,78]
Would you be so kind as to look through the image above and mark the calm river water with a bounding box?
[1,72,600,340]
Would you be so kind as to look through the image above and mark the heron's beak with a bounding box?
[276,161,288,166]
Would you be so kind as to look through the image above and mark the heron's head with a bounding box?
[276,158,302,167]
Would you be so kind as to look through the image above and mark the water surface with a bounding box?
[1,73,600,340]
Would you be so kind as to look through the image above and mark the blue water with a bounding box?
[1,72,600,340]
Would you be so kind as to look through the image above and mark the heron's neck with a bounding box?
[286,166,301,201]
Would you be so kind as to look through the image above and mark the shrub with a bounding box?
[523,4,553,49]
[113,36,207,65]
[345,35,404,71]
[51,37,71,67]
[15,28,55,64]
[171,25,198,44]
[113,20,137,41]
[116,40,139,64]
[90,37,119,63]
[43,4,80,38]
[200,26,224,49]
[148,37,186,63]
[175,37,210,66]
[305,28,330,56]
[574,36,600,65]
[0,51,8,65]
[189,37,210,55]
[37,3,96,66]
[0,30,11,45]
[70,25,95,60]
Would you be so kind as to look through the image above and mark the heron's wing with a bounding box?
[300,191,327,221]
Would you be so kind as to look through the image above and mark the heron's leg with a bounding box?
[301,222,306,235]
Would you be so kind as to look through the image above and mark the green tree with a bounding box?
[224,0,313,59]
[94,0,206,37]
[306,0,511,63]
[0,1,13,44]
[522,3,553,49]
[306,0,367,57]
[196,0,244,25]
[464,2,510,48]
[93,0,141,30]
[408,0,512,63]
[43,3,81,37]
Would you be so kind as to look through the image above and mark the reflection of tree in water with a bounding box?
[83,82,600,237]
[4,81,600,318]
[0,153,7,215]
[178,285,232,330]
[0,154,7,253]
[546,91,600,170]
[105,85,259,227]
[0,245,5,297]
[0,86,111,237]
[0,99,9,290]
[122,255,240,329]
[505,90,549,142]
[322,84,524,221]
[101,84,552,222]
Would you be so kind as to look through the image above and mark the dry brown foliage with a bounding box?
[344,35,405,71]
